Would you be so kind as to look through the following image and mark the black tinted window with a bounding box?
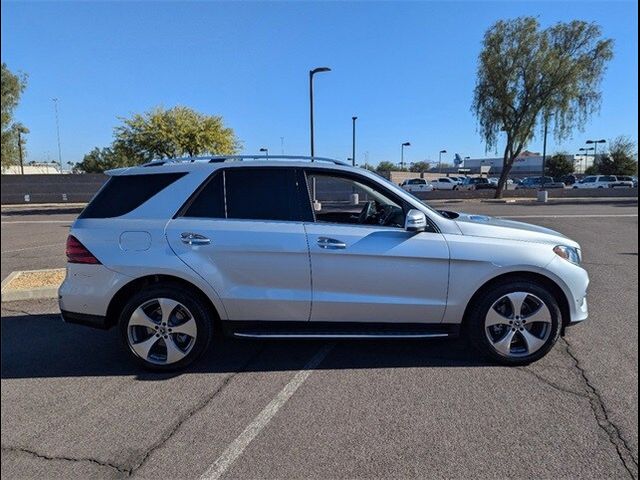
[183,172,225,218]
[79,173,186,219]
[225,168,301,221]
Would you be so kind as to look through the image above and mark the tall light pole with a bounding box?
[259,147,269,158]
[400,142,411,169]
[351,116,357,167]
[17,129,24,175]
[309,67,331,160]
[581,146,595,171]
[586,139,606,167]
[280,137,285,155]
[438,149,447,173]
[540,113,553,190]
[52,98,62,166]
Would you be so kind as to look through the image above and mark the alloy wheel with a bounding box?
[484,292,552,358]
[126,298,198,365]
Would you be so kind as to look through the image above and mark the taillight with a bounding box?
[66,235,101,264]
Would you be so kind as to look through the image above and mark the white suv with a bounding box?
[400,178,434,193]
[573,175,617,188]
[59,155,589,370]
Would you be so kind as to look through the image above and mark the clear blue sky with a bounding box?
[2,1,637,167]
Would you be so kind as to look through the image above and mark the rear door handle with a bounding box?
[181,232,211,245]
[317,237,347,249]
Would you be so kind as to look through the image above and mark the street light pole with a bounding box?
[586,139,606,168]
[309,67,331,160]
[52,98,62,165]
[541,114,551,190]
[17,129,24,175]
[352,116,357,167]
[438,149,447,173]
[401,142,410,169]
[259,147,269,159]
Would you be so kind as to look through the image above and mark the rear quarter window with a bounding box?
[78,173,186,219]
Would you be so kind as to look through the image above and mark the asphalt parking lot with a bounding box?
[1,200,638,479]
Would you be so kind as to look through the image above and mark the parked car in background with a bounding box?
[609,176,635,188]
[572,175,617,189]
[559,175,578,186]
[432,177,461,190]
[400,178,435,193]
[516,177,566,189]
[59,154,589,370]
[466,177,497,190]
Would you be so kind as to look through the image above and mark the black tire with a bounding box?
[467,279,561,366]
[118,283,213,371]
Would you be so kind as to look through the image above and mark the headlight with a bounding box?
[554,245,582,265]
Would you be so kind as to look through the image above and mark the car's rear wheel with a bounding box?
[467,280,561,365]
[118,284,212,371]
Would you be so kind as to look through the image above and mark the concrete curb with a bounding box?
[1,268,63,302]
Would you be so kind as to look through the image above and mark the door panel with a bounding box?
[305,224,450,323]
[167,218,311,322]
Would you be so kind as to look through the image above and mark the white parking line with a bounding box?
[200,343,334,480]
[2,243,63,254]
[500,214,638,219]
[1,220,71,224]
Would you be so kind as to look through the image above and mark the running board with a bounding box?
[222,321,460,339]
[233,332,451,339]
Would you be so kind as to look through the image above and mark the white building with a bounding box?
[463,150,594,175]
[1,162,64,175]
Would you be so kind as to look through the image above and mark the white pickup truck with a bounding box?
[400,178,434,193]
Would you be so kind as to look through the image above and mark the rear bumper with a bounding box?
[58,264,132,318]
[60,310,109,329]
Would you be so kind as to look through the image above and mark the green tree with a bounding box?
[376,161,398,172]
[410,161,430,173]
[545,153,575,178]
[74,145,141,173]
[584,165,599,175]
[596,136,638,176]
[113,106,240,160]
[1,63,28,167]
[473,18,613,197]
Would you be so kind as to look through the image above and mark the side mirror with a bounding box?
[405,209,427,232]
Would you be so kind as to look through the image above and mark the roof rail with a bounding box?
[142,155,348,167]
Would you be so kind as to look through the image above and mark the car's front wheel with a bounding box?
[118,284,213,371]
[467,279,562,365]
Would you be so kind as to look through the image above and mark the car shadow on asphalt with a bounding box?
[0,313,496,380]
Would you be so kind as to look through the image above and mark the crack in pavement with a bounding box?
[2,344,267,478]
[1,444,130,477]
[516,366,591,400]
[124,344,268,477]
[560,337,639,479]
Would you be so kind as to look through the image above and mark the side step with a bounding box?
[222,321,460,339]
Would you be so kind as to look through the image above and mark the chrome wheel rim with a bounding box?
[127,298,197,365]
[484,292,552,358]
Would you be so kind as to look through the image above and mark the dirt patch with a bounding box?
[3,269,65,291]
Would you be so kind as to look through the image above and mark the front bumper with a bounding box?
[545,255,590,325]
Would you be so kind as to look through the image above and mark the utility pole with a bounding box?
[52,98,62,165]
[280,137,285,155]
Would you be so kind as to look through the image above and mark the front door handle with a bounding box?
[317,237,347,249]
[181,232,211,245]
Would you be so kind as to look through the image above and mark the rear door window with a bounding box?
[182,167,309,222]
[79,173,186,219]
